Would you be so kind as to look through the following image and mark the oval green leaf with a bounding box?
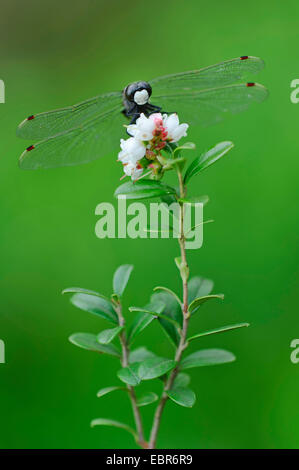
[188,294,224,314]
[114,180,176,200]
[70,293,118,324]
[129,347,157,364]
[137,392,159,407]
[184,141,234,183]
[187,323,250,342]
[178,195,209,206]
[113,264,134,297]
[127,312,155,345]
[151,291,182,347]
[153,286,182,309]
[188,276,214,304]
[181,349,236,370]
[173,373,191,388]
[161,193,177,205]
[138,357,176,380]
[97,326,124,344]
[62,287,108,299]
[69,333,120,357]
[97,386,126,398]
[127,300,165,345]
[173,142,196,156]
[129,306,180,328]
[117,363,141,386]
[166,387,196,408]
[90,418,138,442]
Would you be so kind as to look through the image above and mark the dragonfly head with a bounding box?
[124,81,152,106]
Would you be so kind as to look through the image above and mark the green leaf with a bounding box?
[187,323,250,342]
[117,363,141,386]
[181,349,236,370]
[69,333,120,357]
[184,141,234,183]
[113,264,134,297]
[62,287,110,298]
[173,373,190,388]
[160,193,177,205]
[153,286,182,309]
[188,276,214,304]
[97,386,126,398]
[162,156,186,171]
[173,142,196,156]
[114,180,176,200]
[97,326,124,344]
[127,312,155,345]
[151,292,182,347]
[129,347,157,363]
[129,306,180,328]
[185,219,214,237]
[178,195,209,206]
[90,418,138,442]
[188,294,224,314]
[70,293,118,324]
[127,301,165,345]
[166,387,196,408]
[137,392,159,407]
[138,357,176,380]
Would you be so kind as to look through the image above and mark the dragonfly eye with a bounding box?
[125,81,152,103]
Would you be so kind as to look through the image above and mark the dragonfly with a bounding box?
[17,56,268,170]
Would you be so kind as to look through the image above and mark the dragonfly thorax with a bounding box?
[123,81,152,105]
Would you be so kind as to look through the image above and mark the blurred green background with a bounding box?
[0,0,299,449]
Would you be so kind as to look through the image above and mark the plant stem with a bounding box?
[115,303,147,448]
[148,167,190,449]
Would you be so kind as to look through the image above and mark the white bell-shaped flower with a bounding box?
[127,113,156,141]
[123,161,143,181]
[118,137,146,164]
[163,113,189,142]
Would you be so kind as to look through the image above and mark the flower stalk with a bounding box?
[148,165,190,449]
[113,300,147,448]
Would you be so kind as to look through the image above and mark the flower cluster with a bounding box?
[118,113,188,180]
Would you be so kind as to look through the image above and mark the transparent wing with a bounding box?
[150,56,265,94]
[17,91,122,140]
[151,83,268,127]
[19,105,126,169]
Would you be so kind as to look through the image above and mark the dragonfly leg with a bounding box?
[146,103,162,114]
[146,103,178,116]
[122,103,163,135]
[124,113,141,135]
[159,109,177,115]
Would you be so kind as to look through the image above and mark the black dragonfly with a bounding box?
[17,56,267,169]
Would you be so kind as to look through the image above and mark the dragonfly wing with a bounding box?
[150,56,265,94]
[151,83,268,127]
[19,105,126,169]
[17,91,123,140]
